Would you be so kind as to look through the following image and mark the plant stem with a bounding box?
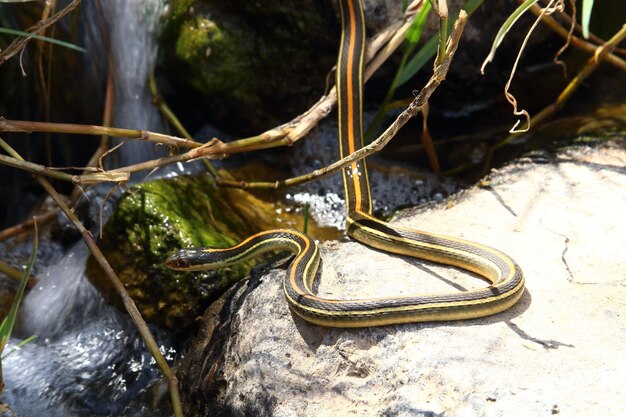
[436,1,448,66]
[0,153,129,185]
[0,259,37,288]
[484,23,626,169]
[527,2,626,72]
[38,178,183,417]
[1,2,422,168]
[0,211,57,242]
[0,118,201,149]
[148,72,219,178]
[0,0,82,65]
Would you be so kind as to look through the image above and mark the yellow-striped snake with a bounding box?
[166,0,525,327]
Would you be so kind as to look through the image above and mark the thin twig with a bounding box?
[0,118,201,150]
[37,178,183,417]
[5,1,420,155]
[148,71,219,178]
[528,2,626,73]
[431,0,449,67]
[217,11,467,189]
[551,1,626,56]
[0,57,117,241]
[0,259,38,288]
[148,72,192,140]
[0,210,57,242]
[35,0,56,167]
[217,1,425,152]
[0,153,129,185]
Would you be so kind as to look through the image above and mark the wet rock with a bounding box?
[177,139,626,416]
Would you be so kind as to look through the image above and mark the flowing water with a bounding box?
[3,244,173,417]
[1,1,174,415]
[97,0,168,168]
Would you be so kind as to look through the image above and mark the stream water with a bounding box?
[1,1,173,415]
[97,0,168,168]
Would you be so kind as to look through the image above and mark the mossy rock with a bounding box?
[86,174,283,334]
[160,0,401,134]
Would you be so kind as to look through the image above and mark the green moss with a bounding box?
[86,175,262,335]
[160,0,339,133]
[176,18,218,61]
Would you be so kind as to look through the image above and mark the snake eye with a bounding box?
[165,254,191,270]
[177,258,191,269]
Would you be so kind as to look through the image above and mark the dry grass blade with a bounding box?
[0,118,201,149]
[527,3,626,73]
[581,0,595,39]
[0,153,129,185]
[483,23,626,171]
[0,0,82,67]
[493,0,564,133]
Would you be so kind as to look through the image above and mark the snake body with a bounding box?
[166,0,525,327]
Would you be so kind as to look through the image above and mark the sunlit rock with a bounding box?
[177,139,626,416]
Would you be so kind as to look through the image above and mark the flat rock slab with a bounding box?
[178,140,626,417]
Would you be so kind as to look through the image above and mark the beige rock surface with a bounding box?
[178,140,626,417]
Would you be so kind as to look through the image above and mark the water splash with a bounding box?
[283,112,459,225]
[18,243,96,338]
[3,241,173,416]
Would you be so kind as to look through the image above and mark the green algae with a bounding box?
[86,174,263,334]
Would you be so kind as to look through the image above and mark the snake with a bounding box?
[165,0,525,327]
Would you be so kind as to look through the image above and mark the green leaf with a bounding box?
[464,0,486,15]
[1,335,37,359]
[0,27,86,53]
[0,223,38,356]
[366,0,486,141]
[395,35,438,88]
[581,0,595,39]
[481,0,539,72]
[402,0,432,61]
[396,0,486,88]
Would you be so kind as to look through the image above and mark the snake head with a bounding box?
[164,250,194,271]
